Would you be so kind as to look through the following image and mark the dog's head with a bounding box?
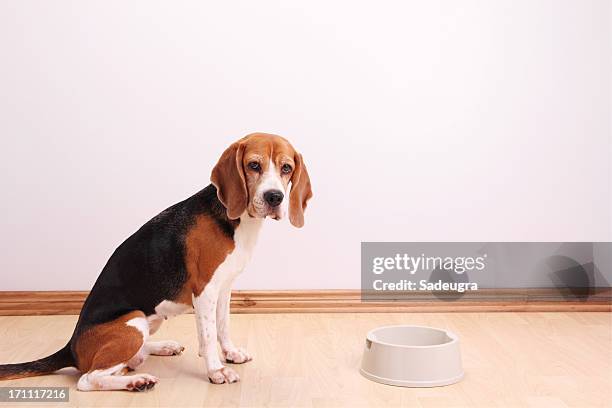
[211,133,312,227]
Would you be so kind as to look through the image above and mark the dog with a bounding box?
[0,133,312,391]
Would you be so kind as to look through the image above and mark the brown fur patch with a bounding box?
[174,214,236,303]
[74,310,145,373]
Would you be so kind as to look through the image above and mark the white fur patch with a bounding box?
[154,300,193,318]
[77,363,126,391]
[258,160,284,195]
[253,160,287,219]
[125,317,149,341]
[145,299,194,335]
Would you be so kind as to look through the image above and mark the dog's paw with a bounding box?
[147,340,185,356]
[208,367,240,384]
[127,374,159,392]
[224,347,252,364]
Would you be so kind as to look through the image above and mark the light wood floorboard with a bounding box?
[0,313,610,407]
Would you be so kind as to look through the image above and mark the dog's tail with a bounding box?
[0,344,74,380]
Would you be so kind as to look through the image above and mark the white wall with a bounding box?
[0,1,610,290]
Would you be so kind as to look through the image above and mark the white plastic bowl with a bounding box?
[360,325,464,387]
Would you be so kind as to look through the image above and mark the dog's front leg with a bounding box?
[193,285,239,384]
[217,284,252,364]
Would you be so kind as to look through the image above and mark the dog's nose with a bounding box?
[263,190,284,207]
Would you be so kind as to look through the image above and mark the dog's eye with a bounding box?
[248,162,261,172]
[281,164,292,174]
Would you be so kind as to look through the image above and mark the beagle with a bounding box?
[0,133,312,391]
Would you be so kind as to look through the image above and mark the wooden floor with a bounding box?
[0,313,610,407]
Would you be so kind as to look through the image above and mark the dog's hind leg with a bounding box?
[144,315,184,356]
[74,311,158,392]
[145,341,185,356]
[77,363,158,391]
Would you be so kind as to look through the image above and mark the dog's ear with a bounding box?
[211,142,247,219]
[289,152,312,228]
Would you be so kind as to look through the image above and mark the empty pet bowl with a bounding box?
[360,325,464,387]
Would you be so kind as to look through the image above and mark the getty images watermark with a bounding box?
[371,252,484,292]
[361,242,611,301]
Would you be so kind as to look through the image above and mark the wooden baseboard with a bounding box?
[0,289,610,315]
